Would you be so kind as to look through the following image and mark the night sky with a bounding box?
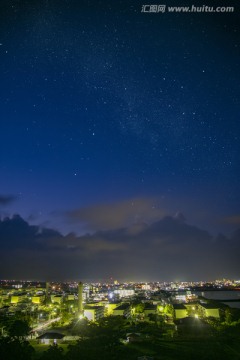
[0,0,240,282]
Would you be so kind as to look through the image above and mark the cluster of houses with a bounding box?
[1,283,225,348]
[36,300,222,345]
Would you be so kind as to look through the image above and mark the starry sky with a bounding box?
[0,0,240,282]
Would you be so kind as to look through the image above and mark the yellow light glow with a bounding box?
[195,314,199,318]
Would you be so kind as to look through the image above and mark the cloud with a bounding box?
[0,214,62,250]
[67,197,167,231]
[0,195,17,206]
[223,215,240,225]
[0,214,239,282]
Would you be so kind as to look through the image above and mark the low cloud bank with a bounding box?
[0,213,239,282]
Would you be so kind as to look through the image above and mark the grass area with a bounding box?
[30,339,240,360]
[31,342,69,359]
[127,339,240,360]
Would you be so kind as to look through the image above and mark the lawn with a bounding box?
[31,342,69,358]
[30,336,240,359]
[127,338,240,360]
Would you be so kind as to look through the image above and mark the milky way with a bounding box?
[0,0,240,280]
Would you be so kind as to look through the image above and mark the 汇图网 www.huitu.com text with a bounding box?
[141,4,234,13]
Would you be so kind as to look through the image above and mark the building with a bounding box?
[113,289,135,298]
[84,305,105,322]
[144,304,157,317]
[51,295,63,304]
[198,303,220,318]
[67,294,75,301]
[173,304,188,319]
[10,294,27,304]
[112,303,131,318]
[32,295,45,304]
[105,303,120,316]
[37,332,64,345]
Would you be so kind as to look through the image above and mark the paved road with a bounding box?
[32,317,61,332]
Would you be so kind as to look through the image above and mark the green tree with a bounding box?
[0,336,35,360]
[70,318,91,338]
[59,309,72,325]
[40,344,64,360]
[0,314,10,336]
[224,308,232,325]
[164,304,174,317]
[67,315,125,360]
[99,315,127,331]
[134,303,145,314]
[7,319,31,340]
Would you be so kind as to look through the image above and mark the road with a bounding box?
[32,317,61,332]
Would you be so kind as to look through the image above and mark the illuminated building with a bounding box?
[51,295,63,304]
[198,303,220,318]
[144,304,157,317]
[105,303,120,315]
[173,304,188,319]
[10,294,27,304]
[113,303,131,318]
[113,289,135,298]
[32,295,45,304]
[84,305,104,322]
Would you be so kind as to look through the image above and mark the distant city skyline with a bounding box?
[0,0,240,281]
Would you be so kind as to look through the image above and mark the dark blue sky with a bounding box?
[0,0,240,281]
